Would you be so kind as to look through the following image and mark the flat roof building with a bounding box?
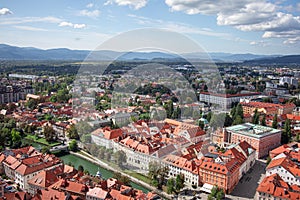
[225,123,281,158]
[199,92,260,109]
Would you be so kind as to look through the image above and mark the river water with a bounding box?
[59,153,150,193]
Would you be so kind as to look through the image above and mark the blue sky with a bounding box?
[0,0,300,54]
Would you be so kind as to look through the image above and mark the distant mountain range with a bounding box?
[0,44,299,63]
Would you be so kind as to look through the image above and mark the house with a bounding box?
[163,155,200,187]
[86,187,108,200]
[256,174,300,200]
[50,179,88,199]
[27,165,64,194]
[199,156,240,194]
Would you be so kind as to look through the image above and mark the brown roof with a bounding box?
[28,166,62,188]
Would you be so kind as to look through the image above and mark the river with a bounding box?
[58,153,150,193]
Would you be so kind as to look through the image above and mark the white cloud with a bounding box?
[59,21,86,29]
[105,0,147,10]
[127,14,231,38]
[0,16,62,25]
[0,8,13,15]
[13,25,48,32]
[250,40,269,47]
[79,9,100,17]
[165,0,253,15]
[164,0,300,45]
[74,24,86,29]
[86,3,94,8]
[59,21,73,27]
[263,30,300,44]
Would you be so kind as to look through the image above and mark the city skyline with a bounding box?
[0,0,300,55]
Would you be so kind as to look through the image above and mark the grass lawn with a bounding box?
[25,135,61,147]
[124,170,151,184]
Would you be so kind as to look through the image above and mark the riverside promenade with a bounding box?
[70,150,174,200]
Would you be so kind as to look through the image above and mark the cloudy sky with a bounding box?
[0,0,300,54]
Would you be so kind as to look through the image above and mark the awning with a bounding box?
[200,183,214,193]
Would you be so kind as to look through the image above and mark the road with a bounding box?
[228,160,266,200]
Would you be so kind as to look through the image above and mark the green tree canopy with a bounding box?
[69,139,78,152]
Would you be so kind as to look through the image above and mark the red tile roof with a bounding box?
[257,174,300,199]
[86,187,108,199]
[287,114,300,121]
[51,179,88,196]
[28,166,62,188]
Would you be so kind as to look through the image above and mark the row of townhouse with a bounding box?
[91,120,206,172]
[163,141,256,193]
[0,146,63,191]
[240,101,296,116]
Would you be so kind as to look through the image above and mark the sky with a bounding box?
[0,0,300,55]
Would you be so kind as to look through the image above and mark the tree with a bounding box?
[11,129,22,148]
[232,115,243,125]
[105,150,113,161]
[272,115,278,129]
[89,144,99,156]
[175,174,185,191]
[113,172,130,186]
[97,146,106,159]
[119,175,131,186]
[148,161,168,189]
[252,109,260,124]
[67,124,79,139]
[206,112,213,122]
[235,103,244,119]
[26,99,38,110]
[166,178,175,194]
[284,119,292,143]
[69,139,78,151]
[210,113,225,129]
[78,165,84,172]
[261,114,266,126]
[172,106,181,119]
[216,190,225,200]
[230,106,236,118]
[192,110,200,119]
[49,95,57,103]
[209,186,225,200]
[296,133,300,142]
[224,114,233,127]
[211,186,218,197]
[199,120,205,129]
[164,100,174,119]
[114,150,127,168]
[41,146,50,154]
[43,125,56,142]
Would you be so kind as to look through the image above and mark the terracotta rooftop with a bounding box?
[257,174,300,199]
[86,187,108,199]
[51,179,88,196]
[28,166,63,189]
